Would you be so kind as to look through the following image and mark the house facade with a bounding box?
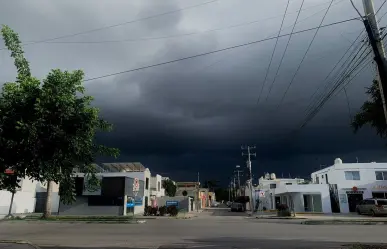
[311,158,387,213]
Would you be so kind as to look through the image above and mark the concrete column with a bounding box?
[123,195,127,216]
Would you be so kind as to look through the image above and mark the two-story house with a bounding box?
[311,158,387,213]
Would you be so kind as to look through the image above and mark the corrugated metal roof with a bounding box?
[101,162,146,172]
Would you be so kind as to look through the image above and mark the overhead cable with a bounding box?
[256,0,290,105]
[25,0,345,46]
[83,17,360,82]
[276,0,335,109]
[303,30,366,114]
[0,0,218,50]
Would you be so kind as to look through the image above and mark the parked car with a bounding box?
[226,201,232,207]
[230,202,245,212]
[356,198,387,216]
[211,201,220,207]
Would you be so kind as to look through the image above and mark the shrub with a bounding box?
[277,204,289,211]
[167,206,179,216]
[159,206,167,216]
[143,206,152,216]
[277,204,291,217]
[151,207,158,216]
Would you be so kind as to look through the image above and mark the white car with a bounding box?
[211,201,220,207]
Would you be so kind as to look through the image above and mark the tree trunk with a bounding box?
[7,191,15,217]
[43,181,52,218]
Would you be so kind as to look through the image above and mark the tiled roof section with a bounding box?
[101,162,146,172]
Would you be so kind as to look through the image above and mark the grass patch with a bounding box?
[343,243,387,248]
[303,220,387,225]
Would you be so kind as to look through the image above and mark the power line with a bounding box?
[350,0,364,19]
[256,0,290,105]
[0,0,218,50]
[24,0,342,46]
[343,87,353,123]
[376,0,387,15]
[303,30,366,115]
[304,42,370,118]
[276,0,335,109]
[263,0,345,102]
[300,50,372,129]
[83,17,360,82]
[264,0,305,102]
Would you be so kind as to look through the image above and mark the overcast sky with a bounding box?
[1,0,387,184]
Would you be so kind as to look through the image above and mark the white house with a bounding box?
[0,177,37,215]
[150,174,165,198]
[311,158,387,213]
[254,173,305,211]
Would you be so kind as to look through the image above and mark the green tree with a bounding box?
[0,25,119,218]
[162,179,176,197]
[352,79,387,137]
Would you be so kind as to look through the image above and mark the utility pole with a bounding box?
[362,0,387,123]
[242,145,256,212]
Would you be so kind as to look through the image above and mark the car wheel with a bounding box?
[371,210,377,217]
[356,208,361,215]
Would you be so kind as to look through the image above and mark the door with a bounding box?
[275,197,280,209]
[347,193,363,212]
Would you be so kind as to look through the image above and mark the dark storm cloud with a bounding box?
[1,0,386,183]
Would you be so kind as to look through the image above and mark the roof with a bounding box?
[100,162,146,172]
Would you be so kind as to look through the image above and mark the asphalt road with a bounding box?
[0,208,386,249]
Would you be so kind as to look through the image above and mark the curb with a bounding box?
[0,240,41,249]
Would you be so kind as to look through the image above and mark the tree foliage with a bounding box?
[0,25,119,213]
[162,179,177,197]
[352,80,387,137]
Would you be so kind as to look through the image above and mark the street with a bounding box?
[0,208,386,249]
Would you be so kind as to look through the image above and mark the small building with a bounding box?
[253,173,305,211]
[58,162,152,215]
[311,158,387,213]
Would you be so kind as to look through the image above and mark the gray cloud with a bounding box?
[1,0,386,183]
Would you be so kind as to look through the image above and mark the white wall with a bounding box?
[0,178,37,215]
[150,174,164,197]
[276,184,332,213]
[311,161,387,213]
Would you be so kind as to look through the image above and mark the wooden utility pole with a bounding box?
[362,0,387,123]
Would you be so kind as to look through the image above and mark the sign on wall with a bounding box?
[373,185,387,190]
[166,201,179,207]
[133,178,140,192]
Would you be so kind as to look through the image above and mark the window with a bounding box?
[316,177,319,184]
[146,178,149,190]
[375,171,387,180]
[285,183,292,185]
[372,192,387,199]
[344,171,360,180]
[377,200,387,205]
[269,184,276,189]
[325,174,329,184]
[157,182,160,191]
[365,199,375,205]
